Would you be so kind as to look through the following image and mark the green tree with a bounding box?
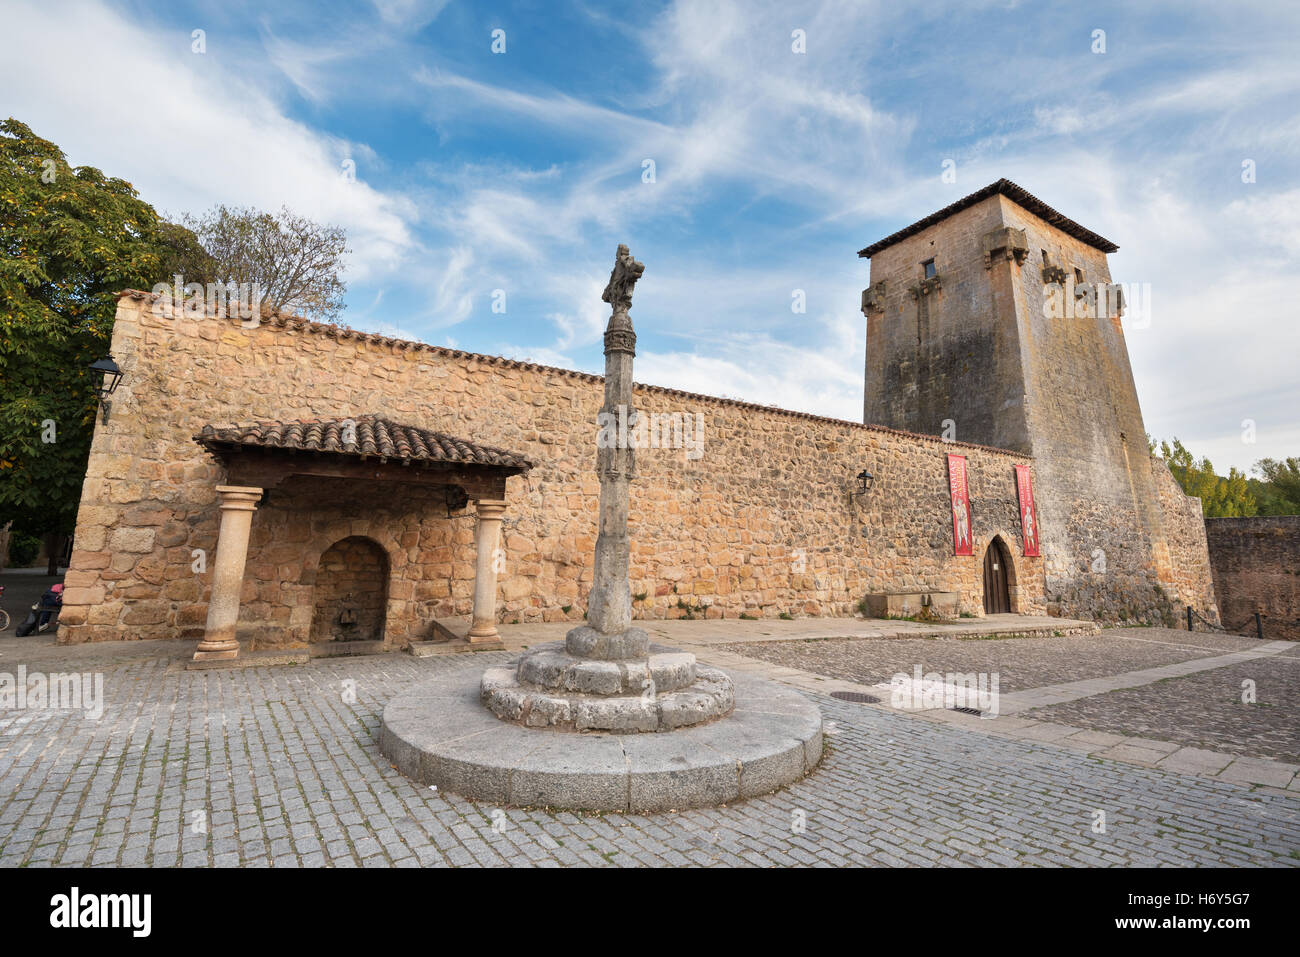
[1155,437,1257,518]
[0,118,195,563]
[176,205,349,322]
[1252,457,1300,515]
[155,217,217,283]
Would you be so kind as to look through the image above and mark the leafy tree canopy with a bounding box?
[1150,436,1300,517]
[1,119,352,550]
[1251,457,1300,515]
[0,117,195,534]
[174,205,349,323]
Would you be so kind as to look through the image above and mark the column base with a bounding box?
[466,623,502,644]
[192,640,240,661]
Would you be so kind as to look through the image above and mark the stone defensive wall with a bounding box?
[1205,516,1300,641]
[1152,458,1220,623]
[59,292,1050,646]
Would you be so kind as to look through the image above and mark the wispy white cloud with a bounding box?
[636,326,864,421]
[369,0,452,28]
[414,68,673,140]
[5,0,1295,475]
[1,0,418,283]
[258,23,365,104]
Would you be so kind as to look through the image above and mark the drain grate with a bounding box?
[949,706,983,716]
[830,691,882,704]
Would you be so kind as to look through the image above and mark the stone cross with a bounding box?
[472,245,739,738]
[569,244,649,659]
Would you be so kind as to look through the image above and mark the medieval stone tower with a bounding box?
[859,179,1212,623]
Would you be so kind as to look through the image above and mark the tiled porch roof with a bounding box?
[195,416,533,471]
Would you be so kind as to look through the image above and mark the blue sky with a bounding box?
[4,0,1298,473]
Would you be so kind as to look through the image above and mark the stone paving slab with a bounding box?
[1025,655,1300,764]
[482,613,1095,650]
[1218,757,1300,789]
[918,708,1300,791]
[1,648,1298,867]
[0,613,1090,670]
[1160,748,1236,775]
[995,640,1295,713]
[702,631,1300,793]
[723,628,1268,693]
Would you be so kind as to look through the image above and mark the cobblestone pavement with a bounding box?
[724,629,1271,693]
[1025,656,1300,764]
[1,648,1297,867]
[0,632,193,670]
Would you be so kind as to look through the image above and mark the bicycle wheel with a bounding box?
[0,609,10,632]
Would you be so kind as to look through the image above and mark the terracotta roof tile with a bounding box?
[195,415,533,471]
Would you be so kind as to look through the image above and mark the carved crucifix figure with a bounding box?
[601,243,645,315]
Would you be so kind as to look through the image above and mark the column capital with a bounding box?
[216,485,264,511]
[475,499,507,519]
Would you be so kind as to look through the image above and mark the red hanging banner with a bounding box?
[1015,464,1040,557]
[946,454,974,556]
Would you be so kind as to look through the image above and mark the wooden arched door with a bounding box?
[982,538,1011,615]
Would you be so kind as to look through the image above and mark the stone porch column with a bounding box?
[192,485,263,661]
[467,499,507,643]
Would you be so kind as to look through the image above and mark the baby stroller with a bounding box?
[15,583,63,636]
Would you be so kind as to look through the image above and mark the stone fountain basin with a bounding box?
[379,666,822,812]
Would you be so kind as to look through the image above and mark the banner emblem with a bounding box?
[1015,464,1040,557]
[946,454,973,556]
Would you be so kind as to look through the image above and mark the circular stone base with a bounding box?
[517,642,698,694]
[379,668,822,812]
[481,664,734,732]
[481,641,735,732]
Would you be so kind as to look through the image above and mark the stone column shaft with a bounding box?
[567,243,646,661]
[587,339,636,635]
[468,500,507,643]
[193,485,262,661]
